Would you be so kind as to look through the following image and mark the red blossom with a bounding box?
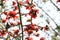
[14,30,20,36]
[27,30,33,36]
[14,6,18,11]
[0,29,2,36]
[3,11,8,15]
[0,29,7,36]
[40,37,45,40]
[9,11,16,17]
[29,9,39,18]
[19,1,23,5]
[25,36,33,40]
[9,11,18,20]
[8,32,13,37]
[24,24,39,35]
[25,4,35,10]
[2,19,7,23]
[25,0,30,4]
[1,30,6,36]
[57,0,60,2]
[35,33,40,37]
[13,1,16,6]
[35,28,39,32]
[44,25,49,31]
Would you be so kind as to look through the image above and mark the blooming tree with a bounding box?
[0,0,60,40]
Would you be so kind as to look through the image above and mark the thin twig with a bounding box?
[31,0,33,24]
[50,0,60,11]
[35,2,58,26]
[35,2,60,36]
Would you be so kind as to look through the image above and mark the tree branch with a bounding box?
[50,0,60,11]
[30,0,33,24]
[16,0,23,40]
[35,2,60,36]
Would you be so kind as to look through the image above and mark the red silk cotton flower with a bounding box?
[44,25,49,31]
[57,0,60,2]
[14,30,20,36]
[24,24,39,36]
[0,29,7,37]
[13,1,16,6]
[25,36,33,40]
[9,11,16,17]
[9,11,18,20]
[29,9,39,18]
[40,37,45,40]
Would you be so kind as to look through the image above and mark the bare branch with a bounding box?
[16,0,23,40]
[35,2,60,36]
[50,0,60,11]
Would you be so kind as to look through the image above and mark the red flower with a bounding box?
[0,29,2,36]
[25,0,30,4]
[14,30,20,36]
[9,11,18,20]
[40,37,45,40]
[2,19,7,23]
[14,6,18,11]
[44,25,49,31]
[8,32,13,37]
[29,9,39,18]
[25,4,35,10]
[35,28,39,32]
[9,11,16,17]
[13,1,16,6]
[3,11,8,15]
[25,36,33,40]
[27,30,33,36]
[35,33,40,37]
[57,0,60,2]
[1,30,6,36]
[19,1,23,5]
[24,24,40,36]
[25,6,31,10]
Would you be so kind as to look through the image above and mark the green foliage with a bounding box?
[52,37,56,40]
[55,26,60,30]
[54,32,58,37]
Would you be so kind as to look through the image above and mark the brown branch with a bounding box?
[31,0,33,4]
[35,2,58,26]
[16,0,23,40]
[50,0,60,11]
[35,2,60,36]
[31,0,33,24]
[0,0,3,6]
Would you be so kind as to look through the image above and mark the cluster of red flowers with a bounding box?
[0,0,50,40]
[25,36,33,40]
[0,0,20,38]
[8,29,20,37]
[0,29,6,37]
[24,24,40,36]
